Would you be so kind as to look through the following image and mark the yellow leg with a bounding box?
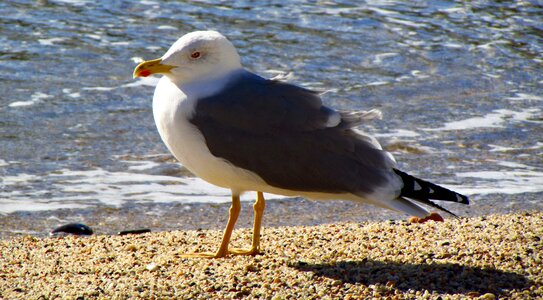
[181,195,241,258]
[230,192,266,256]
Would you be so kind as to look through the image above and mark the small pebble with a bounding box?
[245,263,259,272]
[478,293,496,300]
[125,244,138,252]
[50,223,93,236]
[146,263,159,272]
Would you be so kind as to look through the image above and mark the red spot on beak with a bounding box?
[139,70,151,77]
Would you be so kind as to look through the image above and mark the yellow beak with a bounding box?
[133,58,176,78]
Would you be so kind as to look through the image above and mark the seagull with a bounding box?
[133,31,469,258]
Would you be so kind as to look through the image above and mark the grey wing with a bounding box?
[190,70,397,195]
[194,70,341,132]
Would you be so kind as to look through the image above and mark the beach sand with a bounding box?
[1,211,541,299]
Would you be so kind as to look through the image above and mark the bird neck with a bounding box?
[175,68,244,100]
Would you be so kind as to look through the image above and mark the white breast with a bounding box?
[152,76,269,194]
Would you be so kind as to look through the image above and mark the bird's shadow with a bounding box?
[291,259,531,296]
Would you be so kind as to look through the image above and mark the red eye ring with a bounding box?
[190,51,201,59]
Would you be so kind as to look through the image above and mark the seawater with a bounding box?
[1,1,542,216]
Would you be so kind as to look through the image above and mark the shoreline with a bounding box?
[2,194,541,239]
[1,211,541,299]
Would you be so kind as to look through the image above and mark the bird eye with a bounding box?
[190,51,201,59]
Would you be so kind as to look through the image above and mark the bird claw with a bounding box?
[229,248,260,256]
[179,251,229,259]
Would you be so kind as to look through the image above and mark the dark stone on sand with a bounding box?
[118,228,151,236]
[50,223,94,236]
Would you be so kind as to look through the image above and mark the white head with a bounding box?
[133,31,242,83]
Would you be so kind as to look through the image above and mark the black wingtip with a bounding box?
[394,169,470,205]
[394,169,469,217]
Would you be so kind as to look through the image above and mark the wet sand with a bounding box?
[1,211,541,299]
[2,192,540,239]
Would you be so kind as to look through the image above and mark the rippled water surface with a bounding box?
[1,0,542,235]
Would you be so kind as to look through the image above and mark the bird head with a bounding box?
[133,30,242,83]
